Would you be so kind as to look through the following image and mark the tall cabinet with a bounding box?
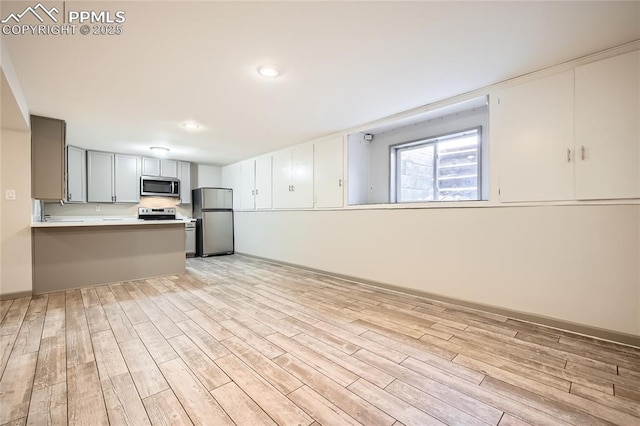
[31,115,66,200]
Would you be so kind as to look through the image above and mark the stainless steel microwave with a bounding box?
[140,176,180,197]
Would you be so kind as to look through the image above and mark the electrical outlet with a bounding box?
[95,205,101,212]
[5,189,16,200]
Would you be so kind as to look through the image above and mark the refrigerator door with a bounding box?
[202,188,233,210]
[201,211,234,255]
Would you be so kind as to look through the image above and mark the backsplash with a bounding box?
[43,197,193,218]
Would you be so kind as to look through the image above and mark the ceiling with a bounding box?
[2,1,639,166]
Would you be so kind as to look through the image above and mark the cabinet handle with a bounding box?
[581,146,586,161]
[251,189,255,195]
[255,189,259,195]
[338,179,342,187]
[292,185,295,192]
[567,148,571,163]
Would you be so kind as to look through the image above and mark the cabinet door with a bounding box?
[575,50,640,200]
[291,144,314,208]
[240,160,256,210]
[67,146,86,203]
[161,159,178,178]
[272,150,292,209]
[178,161,192,204]
[87,151,115,202]
[114,154,140,203]
[494,70,575,202]
[142,157,160,176]
[255,155,273,209]
[314,137,344,208]
[31,115,65,200]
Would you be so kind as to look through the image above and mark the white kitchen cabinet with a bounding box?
[161,159,178,178]
[240,156,272,210]
[142,157,178,178]
[66,145,86,203]
[493,70,575,202]
[142,157,161,176]
[240,159,256,210]
[575,50,640,200]
[87,151,115,202]
[88,151,140,203]
[114,154,141,203]
[273,144,313,209]
[255,156,273,209]
[314,137,344,208]
[178,161,192,204]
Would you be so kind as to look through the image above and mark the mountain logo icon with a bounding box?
[1,2,59,24]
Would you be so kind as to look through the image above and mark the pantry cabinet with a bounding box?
[273,144,313,209]
[574,50,639,200]
[314,137,344,208]
[66,145,86,203]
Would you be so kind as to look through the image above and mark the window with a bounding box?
[392,127,481,202]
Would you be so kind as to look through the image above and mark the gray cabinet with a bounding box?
[88,151,140,203]
[115,154,141,203]
[142,157,178,178]
[66,146,86,203]
[178,161,192,204]
[142,157,161,176]
[31,115,66,200]
[87,151,114,202]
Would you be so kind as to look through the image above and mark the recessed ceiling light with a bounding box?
[257,65,280,78]
[150,147,170,157]
[182,121,200,130]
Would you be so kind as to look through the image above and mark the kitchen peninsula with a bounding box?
[31,219,186,293]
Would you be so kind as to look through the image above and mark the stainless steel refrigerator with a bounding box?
[192,188,234,256]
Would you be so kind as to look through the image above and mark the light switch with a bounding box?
[5,189,16,200]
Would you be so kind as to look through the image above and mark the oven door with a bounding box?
[140,177,180,197]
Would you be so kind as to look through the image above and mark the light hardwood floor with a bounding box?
[1,255,639,425]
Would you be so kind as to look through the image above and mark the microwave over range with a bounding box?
[140,176,180,197]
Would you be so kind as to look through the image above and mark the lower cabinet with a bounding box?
[87,151,140,203]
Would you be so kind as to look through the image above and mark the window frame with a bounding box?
[390,126,483,203]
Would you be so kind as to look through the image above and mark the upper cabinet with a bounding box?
[273,144,313,209]
[314,137,344,208]
[142,157,161,176]
[87,151,140,203]
[494,50,640,202]
[574,50,639,200]
[142,157,178,178]
[178,161,192,204]
[31,115,66,200]
[493,70,576,202]
[240,156,272,210]
[66,146,86,203]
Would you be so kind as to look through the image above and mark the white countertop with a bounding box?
[32,219,189,228]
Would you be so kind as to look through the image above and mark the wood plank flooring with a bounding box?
[1,255,639,425]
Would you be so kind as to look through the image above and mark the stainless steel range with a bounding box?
[138,207,176,220]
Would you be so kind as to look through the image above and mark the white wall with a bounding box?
[1,129,32,295]
[234,205,640,336]
[195,164,222,188]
